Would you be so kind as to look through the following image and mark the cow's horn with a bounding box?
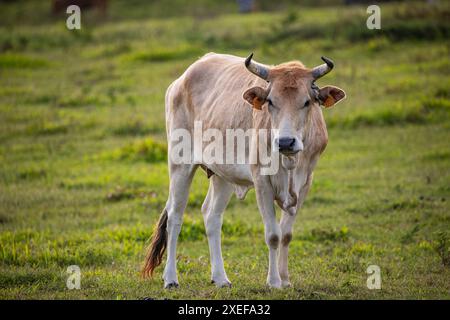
[312,56,334,80]
[245,53,270,81]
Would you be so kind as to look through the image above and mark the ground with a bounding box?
[0,1,449,299]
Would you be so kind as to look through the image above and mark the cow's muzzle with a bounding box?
[275,136,303,155]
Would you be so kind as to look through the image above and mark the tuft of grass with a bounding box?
[299,226,349,243]
[97,138,167,163]
[16,168,47,181]
[328,99,450,129]
[178,217,260,242]
[350,242,375,256]
[0,53,48,69]
[27,121,70,136]
[422,98,450,113]
[124,45,201,63]
[0,214,11,225]
[400,225,420,245]
[423,151,450,162]
[105,186,157,203]
[0,269,58,288]
[347,198,422,216]
[435,88,450,99]
[366,37,391,53]
[111,121,162,136]
[56,94,109,108]
[434,232,450,267]
[178,217,206,242]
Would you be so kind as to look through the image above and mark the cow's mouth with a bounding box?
[281,152,298,171]
[280,150,300,156]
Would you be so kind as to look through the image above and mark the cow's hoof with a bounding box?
[164,282,179,289]
[267,280,282,289]
[281,280,292,288]
[211,279,232,288]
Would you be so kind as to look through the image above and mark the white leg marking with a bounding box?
[202,175,233,288]
[254,176,282,288]
[278,173,312,288]
[279,212,295,288]
[163,164,196,289]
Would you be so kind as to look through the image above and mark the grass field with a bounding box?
[0,0,449,299]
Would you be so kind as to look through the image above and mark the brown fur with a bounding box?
[268,61,312,88]
[142,209,168,278]
[252,97,264,110]
[282,233,292,246]
[268,234,280,248]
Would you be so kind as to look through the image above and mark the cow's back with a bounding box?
[166,53,266,134]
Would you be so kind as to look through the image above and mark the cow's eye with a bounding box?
[304,100,311,108]
[267,99,277,110]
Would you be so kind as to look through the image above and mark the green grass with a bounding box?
[0,1,449,299]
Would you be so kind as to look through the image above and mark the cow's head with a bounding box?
[243,54,346,156]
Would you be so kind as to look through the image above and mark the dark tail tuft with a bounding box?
[142,209,168,278]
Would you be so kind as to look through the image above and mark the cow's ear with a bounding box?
[318,86,346,108]
[243,86,267,110]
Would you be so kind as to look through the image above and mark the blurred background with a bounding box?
[0,0,449,299]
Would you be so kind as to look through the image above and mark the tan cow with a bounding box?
[143,53,346,288]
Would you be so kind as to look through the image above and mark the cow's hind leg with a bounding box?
[201,175,233,288]
[163,164,197,288]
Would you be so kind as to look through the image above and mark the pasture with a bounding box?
[0,0,449,299]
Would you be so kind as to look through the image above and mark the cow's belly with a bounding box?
[205,163,253,187]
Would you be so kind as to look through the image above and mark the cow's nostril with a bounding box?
[278,137,296,150]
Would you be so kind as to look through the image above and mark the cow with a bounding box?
[142,52,346,289]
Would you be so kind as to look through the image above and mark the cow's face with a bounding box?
[243,56,346,156]
[266,73,314,156]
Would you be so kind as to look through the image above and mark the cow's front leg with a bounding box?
[278,173,312,288]
[279,211,295,287]
[254,177,282,288]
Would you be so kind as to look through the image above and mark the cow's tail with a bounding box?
[142,209,168,278]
